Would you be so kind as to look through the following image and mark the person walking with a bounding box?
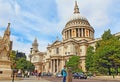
[61,65,67,82]
[38,72,41,80]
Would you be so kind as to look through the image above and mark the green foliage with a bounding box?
[26,61,35,71]
[85,46,95,72]
[95,29,120,75]
[102,29,112,40]
[16,58,35,71]
[66,55,82,72]
[10,50,34,72]
[10,50,16,63]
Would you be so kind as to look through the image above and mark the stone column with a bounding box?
[67,30,69,38]
[90,31,92,38]
[85,29,86,37]
[64,31,66,39]
[67,67,72,82]
[80,28,81,37]
[68,30,70,38]
[67,30,69,39]
[78,28,80,37]
[61,59,64,69]
[53,59,55,73]
[57,59,59,72]
[51,60,52,73]
[81,28,83,37]
[66,31,68,39]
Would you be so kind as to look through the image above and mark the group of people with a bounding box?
[31,70,41,80]
[24,71,30,78]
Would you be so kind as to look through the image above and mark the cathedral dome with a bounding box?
[65,1,89,26]
[69,13,88,22]
[62,1,94,41]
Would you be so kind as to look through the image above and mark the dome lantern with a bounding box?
[74,1,80,14]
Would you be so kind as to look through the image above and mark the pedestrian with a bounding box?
[61,65,67,82]
[38,72,41,80]
[34,70,38,79]
[27,71,30,78]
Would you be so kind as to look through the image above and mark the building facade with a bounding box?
[44,1,96,73]
[29,38,45,72]
[29,1,120,74]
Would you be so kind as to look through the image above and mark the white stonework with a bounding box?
[0,23,12,79]
[29,38,45,72]
[43,1,120,73]
[29,1,120,74]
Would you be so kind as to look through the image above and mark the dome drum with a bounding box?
[62,27,94,41]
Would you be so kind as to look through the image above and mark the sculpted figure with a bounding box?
[0,23,11,60]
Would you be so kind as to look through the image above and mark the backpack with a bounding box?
[61,70,63,75]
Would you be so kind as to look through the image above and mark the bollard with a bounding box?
[67,67,72,82]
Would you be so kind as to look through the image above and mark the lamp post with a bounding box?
[12,62,16,82]
[28,48,33,75]
[29,48,33,62]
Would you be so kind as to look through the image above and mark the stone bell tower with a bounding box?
[0,23,12,79]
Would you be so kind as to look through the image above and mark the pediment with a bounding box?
[51,40,61,46]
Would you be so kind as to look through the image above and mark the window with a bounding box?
[56,48,59,54]
[0,71,2,74]
[65,52,67,54]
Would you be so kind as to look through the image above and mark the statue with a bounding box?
[0,23,12,79]
[67,67,72,82]
[0,23,11,60]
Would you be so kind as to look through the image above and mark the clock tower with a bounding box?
[30,38,45,72]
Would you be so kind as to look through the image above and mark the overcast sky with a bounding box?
[0,0,120,57]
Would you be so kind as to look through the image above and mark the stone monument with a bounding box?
[67,67,72,82]
[0,23,12,79]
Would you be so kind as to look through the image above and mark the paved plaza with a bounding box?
[0,76,120,82]
[0,77,51,82]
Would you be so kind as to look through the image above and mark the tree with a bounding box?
[95,29,120,75]
[16,58,34,72]
[26,61,35,71]
[10,50,16,63]
[10,50,17,69]
[66,55,82,72]
[85,46,95,72]
[102,29,112,40]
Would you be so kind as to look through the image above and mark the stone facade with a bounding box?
[43,1,120,73]
[0,23,12,79]
[30,1,120,74]
[29,38,45,72]
[43,1,95,73]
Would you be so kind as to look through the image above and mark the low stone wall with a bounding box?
[94,76,120,80]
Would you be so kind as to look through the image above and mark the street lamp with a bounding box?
[29,48,33,62]
[12,62,16,82]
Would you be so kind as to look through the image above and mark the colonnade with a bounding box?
[64,28,94,39]
[50,59,61,73]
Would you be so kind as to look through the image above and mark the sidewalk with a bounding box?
[90,76,120,81]
[0,76,51,82]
